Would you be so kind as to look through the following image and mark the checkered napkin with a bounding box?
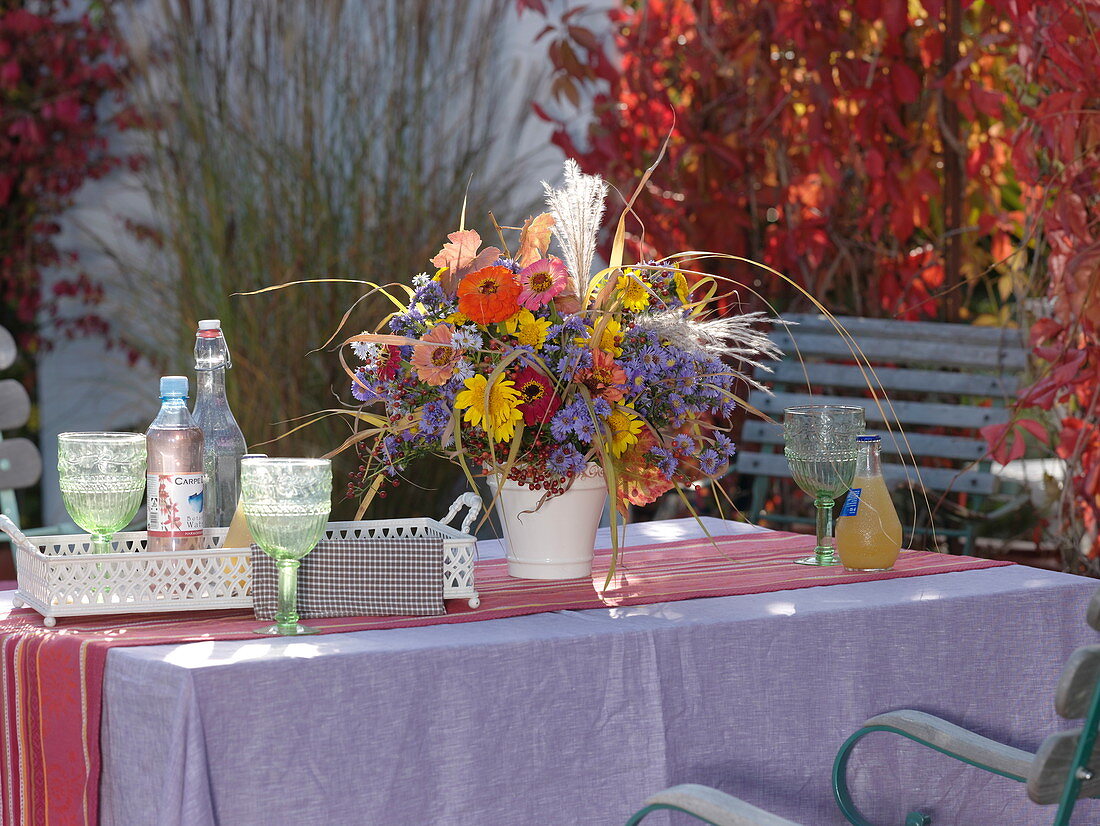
[251,536,445,620]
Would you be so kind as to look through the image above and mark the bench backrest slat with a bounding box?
[1055,646,1100,720]
[741,421,990,462]
[0,379,31,431]
[0,439,42,491]
[769,361,1020,398]
[772,329,1027,372]
[1028,727,1100,805]
[734,450,995,495]
[782,313,1027,347]
[749,389,1012,430]
[0,325,42,527]
[0,327,13,372]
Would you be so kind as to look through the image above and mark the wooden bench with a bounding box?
[732,313,1029,554]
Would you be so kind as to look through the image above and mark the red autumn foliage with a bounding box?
[998,0,1100,561]
[523,0,1100,561]
[527,0,1015,321]
[0,1,134,356]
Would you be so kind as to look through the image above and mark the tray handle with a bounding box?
[442,493,482,536]
[0,515,36,558]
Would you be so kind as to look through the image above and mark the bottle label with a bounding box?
[147,472,204,537]
[841,488,862,517]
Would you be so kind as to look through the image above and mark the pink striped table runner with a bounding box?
[0,531,1010,825]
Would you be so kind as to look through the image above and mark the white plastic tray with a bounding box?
[1,494,481,625]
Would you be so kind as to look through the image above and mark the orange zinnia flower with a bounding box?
[579,348,627,402]
[456,265,521,325]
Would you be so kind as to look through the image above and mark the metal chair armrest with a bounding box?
[833,709,1034,826]
[860,710,1034,779]
[625,783,802,826]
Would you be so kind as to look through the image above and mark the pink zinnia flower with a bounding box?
[410,324,458,386]
[517,258,569,310]
[513,366,562,425]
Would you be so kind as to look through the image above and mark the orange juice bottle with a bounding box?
[836,435,902,571]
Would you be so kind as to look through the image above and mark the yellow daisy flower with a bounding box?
[597,317,624,356]
[604,405,643,457]
[673,268,690,303]
[454,374,524,443]
[575,318,623,355]
[617,270,650,312]
[503,309,552,348]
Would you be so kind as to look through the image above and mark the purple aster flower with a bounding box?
[351,369,379,403]
[451,328,483,352]
[671,434,693,453]
[549,409,574,442]
[495,256,523,274]
[550,398,596,443]
[388,310,425,337]
[413,280,445,305]
[419,400,450,437]
[698,449,722,476]
[559,315,588,335]
[714,432,736,459]
[549,444,588,477]
[652,446,678,478]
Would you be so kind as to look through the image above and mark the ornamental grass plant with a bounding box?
[104,0,543,518]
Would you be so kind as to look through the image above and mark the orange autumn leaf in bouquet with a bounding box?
[611,431,674,512]
[430,229,502,293]
[456,265,521,325]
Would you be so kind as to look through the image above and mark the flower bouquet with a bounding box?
[339,161,780,579]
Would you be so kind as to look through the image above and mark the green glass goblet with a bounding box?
[241,457,332,636]
[783,405,864,566]
[57,432,146,554]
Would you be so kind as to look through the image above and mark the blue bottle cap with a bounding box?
[856,434,880,442]
[160,375,188,398]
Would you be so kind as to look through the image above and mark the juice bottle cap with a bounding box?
[160,375,188,398]
[856,434,880,442]
[198,319,221,331]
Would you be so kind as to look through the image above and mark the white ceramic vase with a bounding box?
[488,464,607,579]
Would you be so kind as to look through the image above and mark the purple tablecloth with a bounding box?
[75,518,1099,825]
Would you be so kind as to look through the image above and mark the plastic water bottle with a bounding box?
[193,320,247,528]
[146,376,205,552]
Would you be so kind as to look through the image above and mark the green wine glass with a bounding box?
[57,432,146,554]
[241,457,332,636]
[783,405,864,566]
